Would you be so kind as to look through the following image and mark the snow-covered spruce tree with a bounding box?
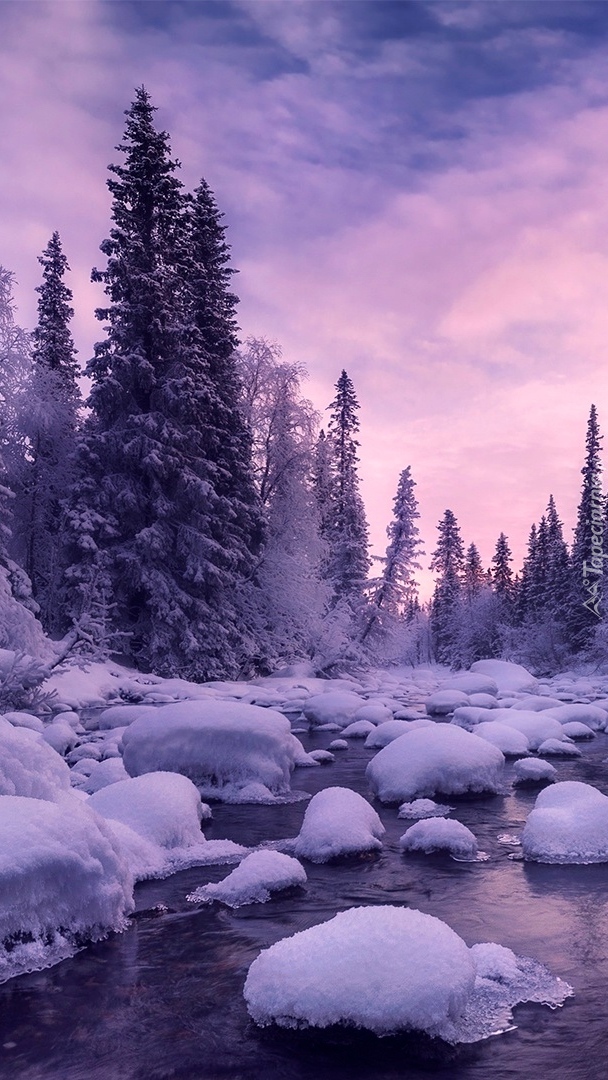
[15,233,82,632]
[429,509,465,665]
[237,338,328,664]
[491,532,514,603]
[566,405,605,651]
[463,542,485,603]
[66,88,263,679]
[324,370,370,607]
[360,466,424,653]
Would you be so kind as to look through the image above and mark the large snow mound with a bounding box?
[364,719,432,749]
[244,905,572,1042]
[366,724,505,803]
[522,781,608,863]
[470,660,537,694]
[0,794,133,983]
[543,704,608,731]
[293,787,385,862]
[0,719,71,801]
[187,850,306,907]
[121,701,304,801]
[244,906,475,1036]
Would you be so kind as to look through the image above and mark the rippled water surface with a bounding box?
[3,732,608,1080]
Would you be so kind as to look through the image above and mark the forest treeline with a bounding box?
[0,88,605,682]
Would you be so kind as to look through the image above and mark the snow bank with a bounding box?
[470,660,537,694]
[293,787,384,862]
[0,720,71,801]
[400,819,478,860]
[522,781,608,863]
[244,905,572,1041]
[0,794,133,982]
[244,906,475,1036]
[121,701,304,801]
[366,724,505,803]
[187,850,306,907]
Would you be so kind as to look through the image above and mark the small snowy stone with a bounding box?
[522,781,608,863]
[399,819,478,860]
[187,850,306,907]
[425,690,470,716]
[512,759,557,785]
[398,799,453,819]
[328,739,348,751]
[340,720,376,738]
[536,739,581,757]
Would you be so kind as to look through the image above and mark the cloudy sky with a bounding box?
[2,0,608,595]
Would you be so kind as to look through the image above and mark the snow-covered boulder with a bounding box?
[468,693,499,709]
[440,674,498,696]
[536,739,581,758]
[244,906,476,1036]
[366,725,505,804]
[543,704,608,731]
[470,660,537,694]
[509,695,563,712]
[522,781,608,863]
[76,757,130,794]
[472,721,530,757]
[244,905,572,1041]
[400,818,478,860]
[425,690,470,716]
[302,691,363,728]
[42,720,79,756]
[487,710,568,751]
[121,701,304,802]
[328,739,348,751]
[97,704,159,730]
[1,711,44,733]
[187,850,306,907]
[352,703,393,725]
[450,706,493,730]
[561,722,595,740]
[512,759,557,786]
[293,787,385,862]
[0,720,71,801]
[0,794,133,983]
[398,799,453,819]
[340,720,376,739]
[364,718,432,749]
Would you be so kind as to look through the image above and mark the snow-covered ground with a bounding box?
[3,653,608,1042]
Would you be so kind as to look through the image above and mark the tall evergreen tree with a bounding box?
[324,370,370,605]
[361,466,423,643]
[567,405,605,648]
[66,88,262,679]
[18,233,81,630]
[430,508,465,664]
[491,532,514,602]
[463,542,485,602]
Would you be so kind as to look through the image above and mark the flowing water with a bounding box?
[2,731,608,1080]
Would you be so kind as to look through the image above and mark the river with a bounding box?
[2,729,607,1080]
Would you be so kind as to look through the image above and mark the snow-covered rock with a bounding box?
[293,787,385,862]
[425,690,470,716]
[561,722,595,740]
[42,720,79,755]
[0,793,133,983]
[352,703,393,725]
[1,711,44,733]
[366,724,505,803]
[98,704,159,730]
[76,757,130,794]
[512,759,557,786]
[244,905,571,1042]
[440,674,498,696]
[470,660,537,694]
[398,798,453,819]
[536,739,581,758]
[543,704,608,731]
[509,695,564,712]
[121,701,305,802]
[486,710,568,751]
[400,818,479,860]
[328,739,348,751]
[522,781,608,863]
[340,720,376,738]
[302,691,364,728]
[472,721,530,757]
[364,718,432,749]
[244,906,476,1036]
[187,850,306,907]
[0,720,71,801]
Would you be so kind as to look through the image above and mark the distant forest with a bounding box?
[0,88,605,689]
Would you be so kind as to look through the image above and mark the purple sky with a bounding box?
[2,0,608,597]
